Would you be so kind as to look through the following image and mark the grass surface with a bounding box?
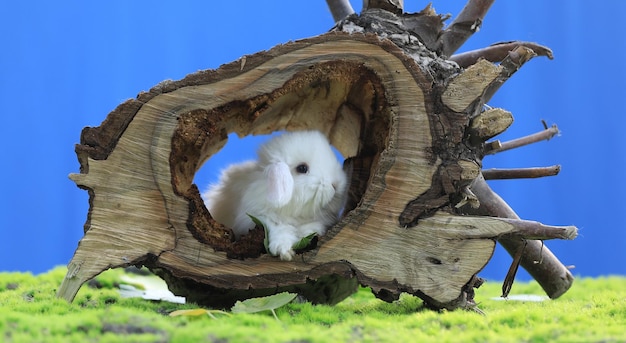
[1,267,624,342]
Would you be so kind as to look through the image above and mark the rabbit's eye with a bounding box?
[295,163,309,174]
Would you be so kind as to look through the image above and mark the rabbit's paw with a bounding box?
[268,240,295,261]
[268,228,298,261]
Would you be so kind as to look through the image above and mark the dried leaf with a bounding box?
[169,309,231,319]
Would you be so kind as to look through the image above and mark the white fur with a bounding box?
[202,131,347,261]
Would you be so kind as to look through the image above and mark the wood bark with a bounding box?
[58,5,577,310]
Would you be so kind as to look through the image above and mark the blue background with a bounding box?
[2,1,624,282]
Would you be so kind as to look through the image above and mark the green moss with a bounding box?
[1,267,624,342]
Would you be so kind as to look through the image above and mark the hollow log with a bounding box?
[58,8,577,310]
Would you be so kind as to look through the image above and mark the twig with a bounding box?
[502,240,526,298]
[482,165,561,180]
[439,0,495,57]
[451,41,554,68]
[463,176,575,299]
[326,0,355,22]
[496,218,577,241]
[486,124,560,155]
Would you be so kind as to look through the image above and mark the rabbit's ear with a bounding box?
[265,161,294,207]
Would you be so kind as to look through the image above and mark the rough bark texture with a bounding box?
[58,5,577,310]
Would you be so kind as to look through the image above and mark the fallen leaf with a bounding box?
[169,309,231,319]
[231,292,297,320]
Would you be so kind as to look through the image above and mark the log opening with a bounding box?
[168,60,393,258]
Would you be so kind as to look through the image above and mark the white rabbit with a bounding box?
[202,130,348,261]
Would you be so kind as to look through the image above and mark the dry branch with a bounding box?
[326,0,355,22]
[482,166,561,180]
[495,218,577,240]
[487,124,560,155]
[439,0,495,57]
[451,41,553,68]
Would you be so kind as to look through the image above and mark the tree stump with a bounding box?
[58,4,577,310]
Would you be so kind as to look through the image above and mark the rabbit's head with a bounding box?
[258,131,347,219]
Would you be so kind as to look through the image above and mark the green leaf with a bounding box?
[247,214,317,255]
[292,232,317,251]
[247,214,271,255]
[231,292,297,318]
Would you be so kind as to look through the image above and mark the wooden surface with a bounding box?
[58,26,577,310]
